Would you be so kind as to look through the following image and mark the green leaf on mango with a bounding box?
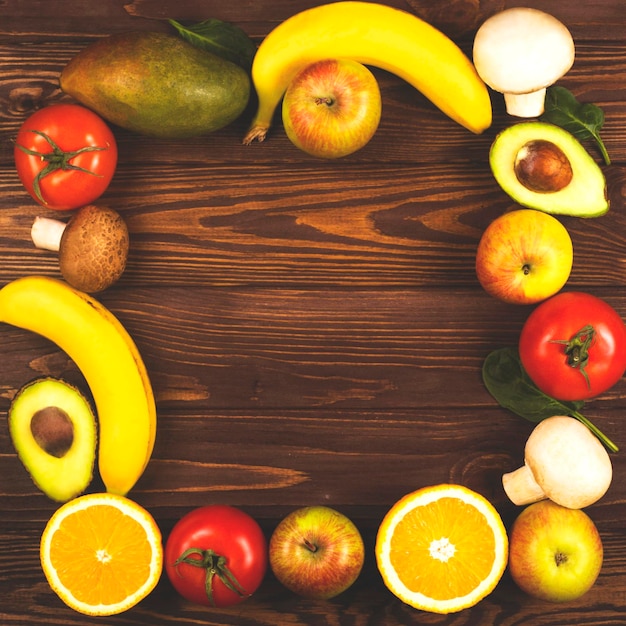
[169,18,256,73]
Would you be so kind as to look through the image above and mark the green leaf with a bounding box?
[482,347,583,422]
[482,347,618,452]
[169,18,256,72]
[540,86,611,165]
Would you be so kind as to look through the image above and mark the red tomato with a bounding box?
[164,505,267,607]
[14,103,117,210]
[519,291,626,401]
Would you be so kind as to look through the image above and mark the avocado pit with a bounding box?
[514,139,573,193]
[30,406,74,458]
[488,121,609,217]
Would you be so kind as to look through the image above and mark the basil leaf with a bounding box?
[169,18,256,72]
[482,347,618,452]
[482,347,584,421]
[540,86,611,165]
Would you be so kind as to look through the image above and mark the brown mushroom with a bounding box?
[31,205,129,293]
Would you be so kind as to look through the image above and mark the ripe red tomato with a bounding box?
[14,103,117,210]
[164,505,267,607]
[519,291,626,401]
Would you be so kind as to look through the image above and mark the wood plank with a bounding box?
[1,521,626,625]
[5,0,625,37]
[0,162,624,288]
[0,287,625,406]
[2,37,625,153]
[1,1,625,623]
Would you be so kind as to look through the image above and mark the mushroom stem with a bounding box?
[502,464,547,505]
[503,88,547,118]
[31,216,67,253]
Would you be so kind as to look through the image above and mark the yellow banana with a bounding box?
[243,1,492,143]
[0,276,156,496]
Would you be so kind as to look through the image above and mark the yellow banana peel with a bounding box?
[244,1,492,143]
[0,276,156,496]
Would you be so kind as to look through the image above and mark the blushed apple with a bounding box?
[508,500,603,602]
[282,58,382,158]
[269,505,365,599]
[475,208,573,304]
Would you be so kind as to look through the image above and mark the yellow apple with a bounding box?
[282,58,382,158]
[475,209,573,304]
[508,500,603,602]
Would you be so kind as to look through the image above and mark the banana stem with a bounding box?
[243,123,270,144]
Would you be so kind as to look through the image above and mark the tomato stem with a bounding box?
[550,324,596,389]
[174,547,248,606]
[15,130,106,205]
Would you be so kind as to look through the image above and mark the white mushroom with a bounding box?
[31,204,129,293]
[473,8,575,117]
[502,416,612,509]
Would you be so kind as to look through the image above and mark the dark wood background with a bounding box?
[1,1,625,624]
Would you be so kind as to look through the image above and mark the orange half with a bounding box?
[40,492,163,616]
[376,484,508,614]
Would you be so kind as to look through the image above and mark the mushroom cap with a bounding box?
[473,8,575,95]
[525,416,612,509]
[59,205,129,293]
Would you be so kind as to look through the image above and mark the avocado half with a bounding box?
[8,377,97,502]
[489,122,609,218]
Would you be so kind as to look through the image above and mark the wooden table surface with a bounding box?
[1,1,625,624]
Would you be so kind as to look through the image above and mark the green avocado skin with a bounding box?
[60,31,251,139]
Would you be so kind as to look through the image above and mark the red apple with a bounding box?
[475,208,573,304]
[269,505,365,599]
[508,500,603,602]
[282,58,382,158]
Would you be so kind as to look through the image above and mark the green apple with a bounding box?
[282,58,382,158]
[475,208,573,304]
[508,500,603,602]
[269,505,364,599]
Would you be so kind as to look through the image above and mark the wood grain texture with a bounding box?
[1,1,625,624]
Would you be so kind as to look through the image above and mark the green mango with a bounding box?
[60,31,251,139]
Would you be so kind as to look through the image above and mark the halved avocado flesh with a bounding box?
[8,377,96,502]
[490,122,609,217]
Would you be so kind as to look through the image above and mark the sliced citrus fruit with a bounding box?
[375,483,508,614]
[40,492,163,616]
